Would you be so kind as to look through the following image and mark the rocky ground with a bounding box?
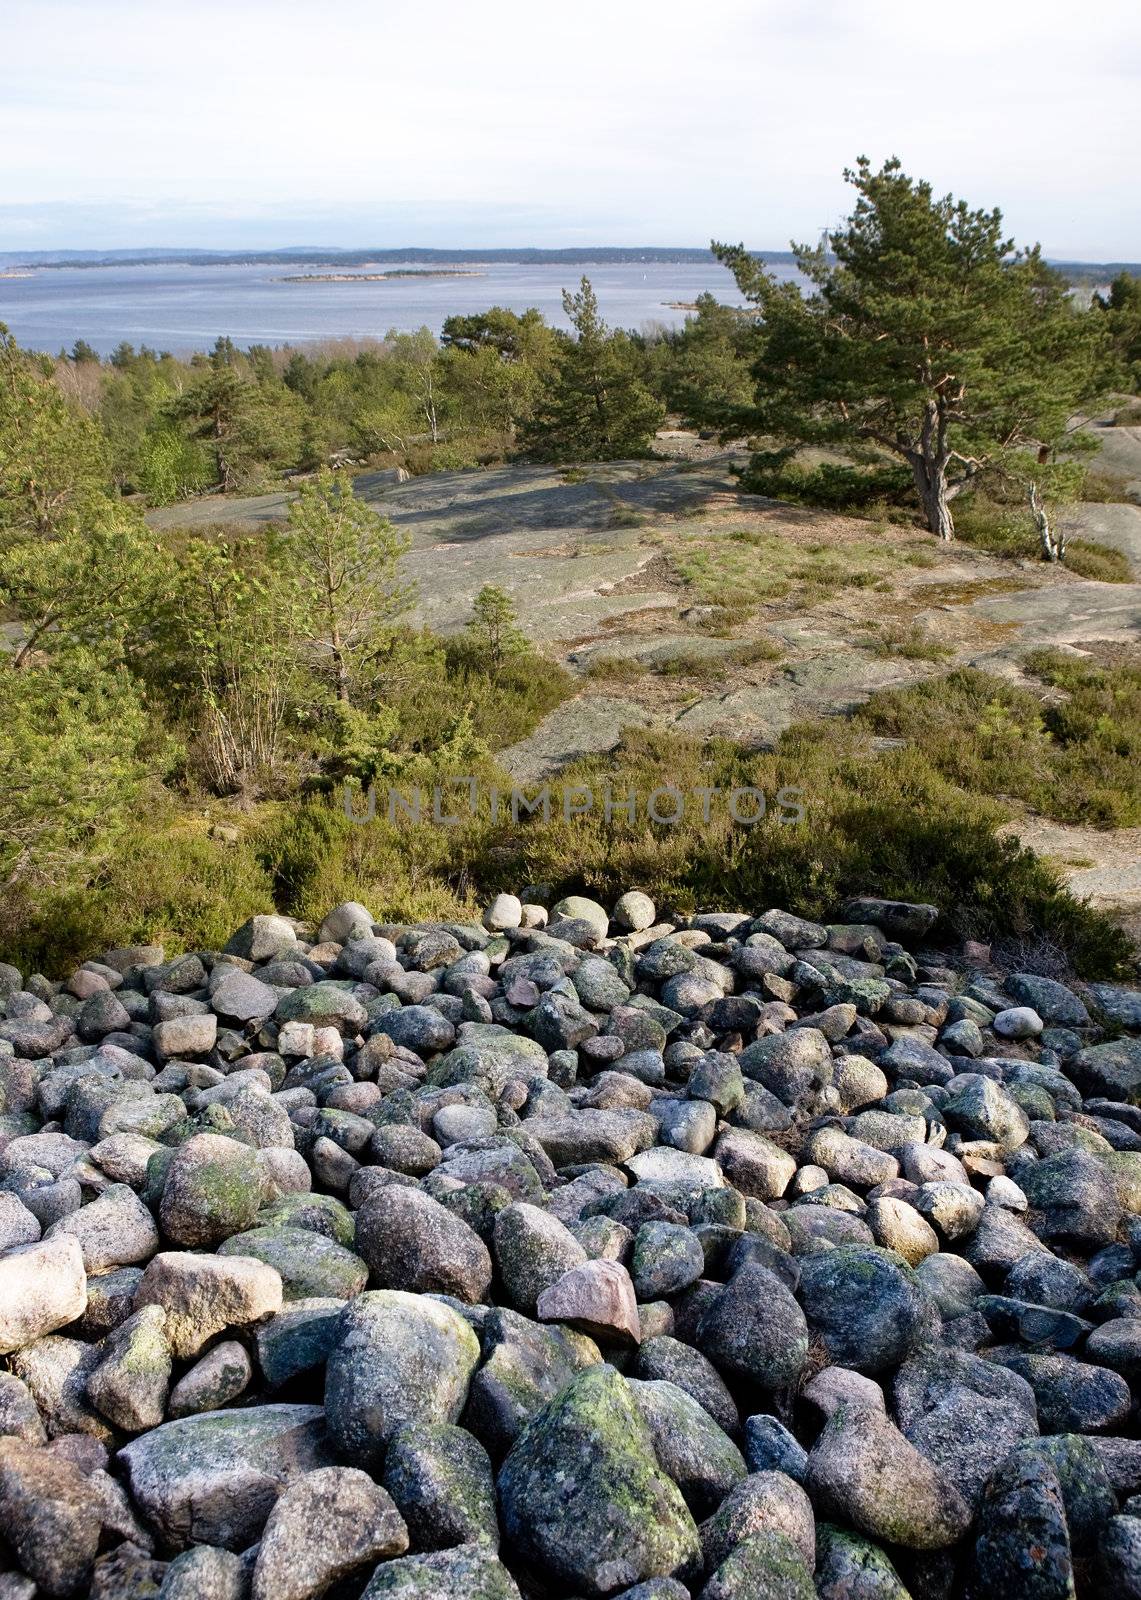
[2,892,1141,1597]
[144,425,1141,927]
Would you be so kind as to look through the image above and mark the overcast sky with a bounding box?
[3,0,1139,259]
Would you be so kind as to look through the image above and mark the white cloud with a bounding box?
[1,0,1138,257]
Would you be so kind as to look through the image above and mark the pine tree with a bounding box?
[714,158,1109,539]
[524,278,664,461]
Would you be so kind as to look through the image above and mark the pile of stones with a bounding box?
[1,889,1140,1599]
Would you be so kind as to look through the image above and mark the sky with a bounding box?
[3,0,1139,260]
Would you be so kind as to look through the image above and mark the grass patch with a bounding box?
[854,659,1141,829]
[1063,540,1133,583]
[582,655,649,683]
[607,507,648,530]
[238,712,1134,980]
[739,455,915,512]
[672,529,934,615]
[857,625,953,662]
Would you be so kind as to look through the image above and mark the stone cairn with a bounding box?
[1,890,1140,1598]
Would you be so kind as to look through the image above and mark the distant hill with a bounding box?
[0,246,765,270]
[2,245,1135,283]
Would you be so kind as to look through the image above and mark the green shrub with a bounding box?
[740,455,914,511]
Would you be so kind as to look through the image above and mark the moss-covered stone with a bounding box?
[497,1365,700,1597]
[217,1225,367,1302]
[159,1133,264,1247]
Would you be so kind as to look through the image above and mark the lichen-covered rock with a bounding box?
[251,1466,409,1600]
[217,1224,368,1301]
[798,1247,933,1373]
[493,1201,588,1314]
[813,1523,912,1599]
[324,1291,480,1464]
[699,1470,816,1573]
[86,1305,171,1433]
[382,1422,499,1551]
[159,1134,265,1248]
[119,1404,333,1551]
[634,1335,739,1434]
[498,1366,701,1596]
[699,1530,816,1599]
[463,1307,601,1457]
[805,1403,972,1550]
[168,1340,252,1418]
[156,1543,247,1599]
[631,1378,747,1516]
[362,1545,523,1598]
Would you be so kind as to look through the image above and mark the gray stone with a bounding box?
[0,1438,103,1597]
[217,1225,368,1302]
[699,1531,815,1599]
[168,1340,252,1418]
[47,1182,159,1273]
[632,1221,705,1299]
[158,1545,247,1600]
[813,1524,911,1600]
[697,1263,808,1389]
[634,1335,738,1434]
[806,1402,971,1550]
[355,1186,492,1302]
[493,1202,588,1314]
[968,1449,1074,1599]
[699,1470,815,1574]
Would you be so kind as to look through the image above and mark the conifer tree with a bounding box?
[715,158,1108,539]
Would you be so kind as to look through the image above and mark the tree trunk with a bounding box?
[330,621,348,703]
[1029,481,1065,562]
[912,458,955,541]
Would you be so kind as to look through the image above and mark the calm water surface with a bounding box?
[0,258,794,356]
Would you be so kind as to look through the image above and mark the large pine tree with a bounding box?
[714,158,1108,539]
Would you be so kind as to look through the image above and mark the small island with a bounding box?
[276,268,486,283]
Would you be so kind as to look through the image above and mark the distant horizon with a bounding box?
[4,243,1139,273]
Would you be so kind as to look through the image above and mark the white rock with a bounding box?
[277,1021,316,1057]
[992,1006,1043,1040]
[987,1175,1029,1212]
[0,1235,87,1354]
[483,893,523,932]
[626,1147,725,1188]
[318,902,375,944]
[613,891,657,932]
